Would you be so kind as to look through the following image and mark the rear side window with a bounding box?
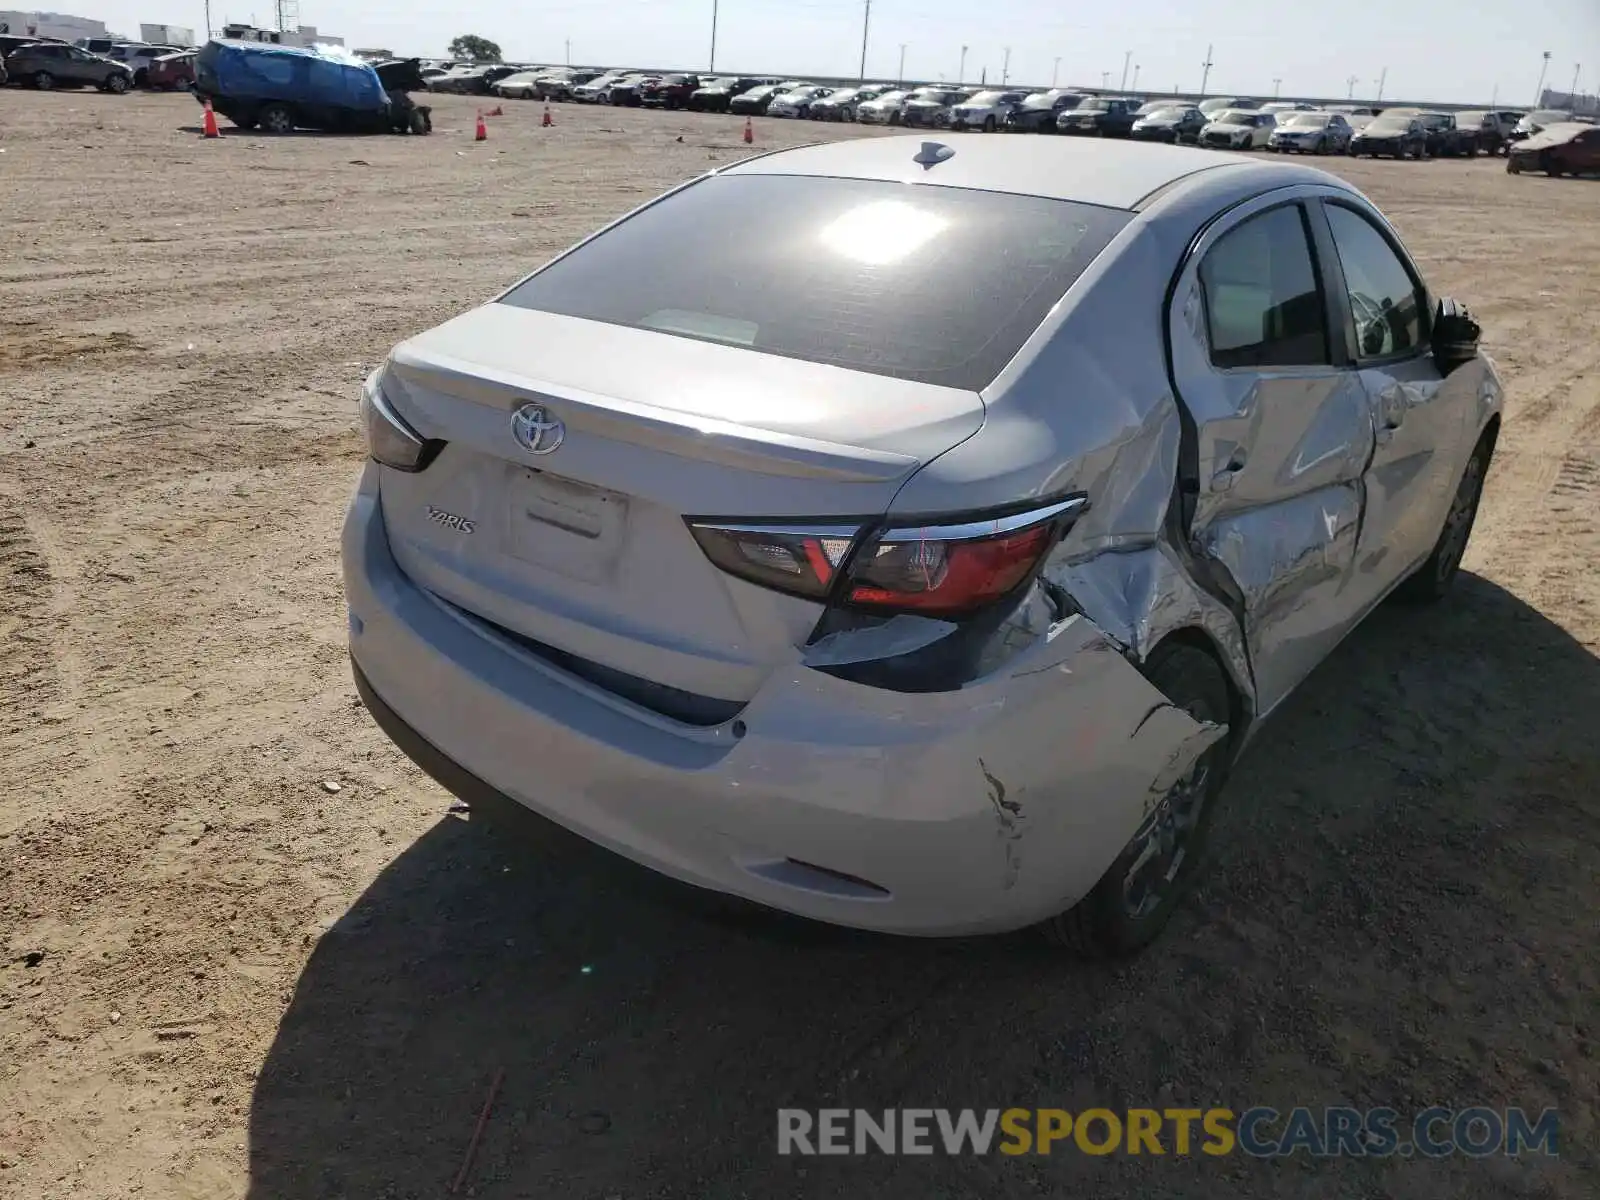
[1323,204,1427,358]
[500,174,1131,390]
[1199,204,1329,369]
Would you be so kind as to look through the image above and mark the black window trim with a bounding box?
[1309,197,1434,369]
[1195,198,1350,374]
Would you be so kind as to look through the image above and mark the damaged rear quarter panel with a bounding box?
[752,614,1227,927]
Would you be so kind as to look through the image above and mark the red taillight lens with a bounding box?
[846,523,1054,616]
[688,496,1085,617]
[687,523,859,601]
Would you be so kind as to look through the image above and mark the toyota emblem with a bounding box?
[510,402,565,455]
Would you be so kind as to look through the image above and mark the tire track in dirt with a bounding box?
[0,505,58,743]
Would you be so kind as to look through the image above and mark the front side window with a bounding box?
[501,174,1131,390]
[1198,204,1329,370]
[1324,204,1427,359]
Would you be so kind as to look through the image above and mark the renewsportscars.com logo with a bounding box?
[777,1107,1560,1158]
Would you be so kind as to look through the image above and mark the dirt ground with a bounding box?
[0,88,1596,1199]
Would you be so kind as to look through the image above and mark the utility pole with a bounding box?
[1533,49,1550,106]
[1375,66,1387,103]
[857,0,871,83]
[1052,56,1060,87]
[898,43,907,86]
[958,44,967,85]
[1002,46,1010,86]
[1199,44,1213,96]
[1347,73,1358,99]
[1120,49,1131,91]
[709,0,717,72]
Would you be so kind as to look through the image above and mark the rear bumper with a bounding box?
[343,466,1219,936]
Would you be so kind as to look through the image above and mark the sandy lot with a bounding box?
[1,89,1596,1199]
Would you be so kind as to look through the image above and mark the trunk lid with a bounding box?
[374,304,985,707]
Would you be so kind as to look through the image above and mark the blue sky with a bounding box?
[104,0,1597,104]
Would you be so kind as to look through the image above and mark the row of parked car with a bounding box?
[0,32,196,90]
[423,65,1592,159]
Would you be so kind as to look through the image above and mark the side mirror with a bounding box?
[1433,297,1481,376]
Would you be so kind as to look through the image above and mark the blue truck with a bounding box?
[193,39,431,134]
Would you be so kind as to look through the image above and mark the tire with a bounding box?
[1314,137,1327,155]
[258,102,294,134]
[132,69,146,87]
[33,71,55,90]
[1038,642,1235,959]
[104,72,129,94]
[983,115,996,132]
[1394,431,1493,604]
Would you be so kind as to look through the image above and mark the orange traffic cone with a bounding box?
[202,98,220,139]
[742,116,753,145]
[474,111,487,141]
[542,104,553,128]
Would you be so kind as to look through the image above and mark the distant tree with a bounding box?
[448,35,502,62]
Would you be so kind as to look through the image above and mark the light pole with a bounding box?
[1491,82,1499,108]
[1199,44,1213,96]
[1120,49,1131,91]
[958,44,967,85]
[564,38,571,66]
[1272,77,1281,98]
[1347,73,1358,99]
[1571,63,1581,101]
[1052,56,1061,87]
[1375,65,1387,104]
[1101,71,1110,90]
[857,0,871,83]
[709,0,717,72]
[1532,49,1551,106]
[1001,46,1011,86]
[1132,63,1140,90]
[898,43,907,86]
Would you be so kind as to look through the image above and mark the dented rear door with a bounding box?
[1167,192,1377,714]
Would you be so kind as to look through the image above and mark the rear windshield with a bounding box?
[500,174,1130,390]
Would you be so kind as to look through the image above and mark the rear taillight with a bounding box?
[688,496,1085,618]
[360,370,443,472]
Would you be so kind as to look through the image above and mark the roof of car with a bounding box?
[722,134,1303,210]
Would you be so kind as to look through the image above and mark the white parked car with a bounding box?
[766,85,831,118]
[949,89,1028,132]
[1200,109,1277,150]
[808,86,882,122]
[855,89,911,124]
[345,135,1500,957]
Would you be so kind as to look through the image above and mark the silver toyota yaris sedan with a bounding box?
[343,135,1502,956]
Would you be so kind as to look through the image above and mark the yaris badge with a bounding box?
[510,403,564,455]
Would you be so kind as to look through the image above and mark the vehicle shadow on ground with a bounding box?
[246,572,1599,1200]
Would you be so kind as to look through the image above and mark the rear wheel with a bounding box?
[258,102,294,134]
[1395,432,1492,604]
[1039,642,1234,959]
[104,73,129,94]
[983,115,996,132]
[33,71,55,89]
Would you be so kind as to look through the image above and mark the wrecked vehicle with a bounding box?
[193,40,432,134]
[344,136,1502,957]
